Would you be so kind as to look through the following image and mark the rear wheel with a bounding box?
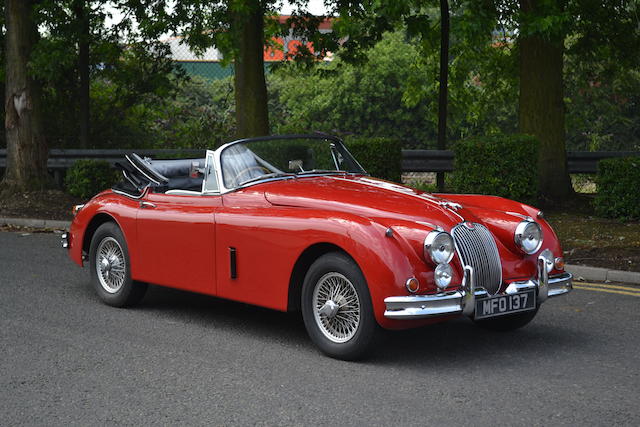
[89,222,147,307]
[301,252,379,360]
[473,307,539,332]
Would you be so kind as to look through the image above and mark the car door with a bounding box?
[135,152,221,295]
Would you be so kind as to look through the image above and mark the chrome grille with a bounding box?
[452,223,502,295]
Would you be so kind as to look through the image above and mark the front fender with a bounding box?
[67,191,139,272]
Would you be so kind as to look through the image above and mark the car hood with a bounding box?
[263,175,530,232]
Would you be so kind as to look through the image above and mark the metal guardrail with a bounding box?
[0,148,206,186]
[0,148,638,175]
[0,148,205,169]
[402,150,639,174]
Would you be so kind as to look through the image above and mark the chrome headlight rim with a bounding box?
[424,231,455,264]
[514,220,543,255]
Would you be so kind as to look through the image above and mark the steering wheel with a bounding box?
[234,166,267,186]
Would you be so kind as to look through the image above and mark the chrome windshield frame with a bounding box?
[212,134,368,194]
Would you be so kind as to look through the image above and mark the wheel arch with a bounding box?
[287,242,356,312]
[82,212,121,256]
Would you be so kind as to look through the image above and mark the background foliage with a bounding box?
[452,134,539,204]
[343,136,402,183]
[594,157,640,220]
[64,159,119,198]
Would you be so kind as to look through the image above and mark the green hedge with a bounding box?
[452,134,539,203]
[65,159,119,199]
[594,157,640,219]
[343,136,402,183]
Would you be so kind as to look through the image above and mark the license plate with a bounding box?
[474,290,536,320]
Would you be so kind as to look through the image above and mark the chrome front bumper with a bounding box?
[384,258,572,320]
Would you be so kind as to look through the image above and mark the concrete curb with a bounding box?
[0,216,70,229]
[566,264,640,285]
[1,216,639,284]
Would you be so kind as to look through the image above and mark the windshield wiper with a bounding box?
[238,172,296,186]
[296,169,348,176]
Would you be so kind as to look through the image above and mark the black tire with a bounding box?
[89,222,147,307]
[473,307,539,332]
[301,252,380,360]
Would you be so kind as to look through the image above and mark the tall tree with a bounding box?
[232,3,269,137]
[436,0,449,192]
[126,0,340,139]
[74,0,90,148]
[336,1,639,202]
[518,0,572,201]
[2,0,49,192]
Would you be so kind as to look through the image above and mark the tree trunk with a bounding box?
[75,0,90,148]
[518,0,573,202]
[233,4,269,139]
[2,0,49,192]
[436,0,449,192]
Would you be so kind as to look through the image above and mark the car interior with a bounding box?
[113,153,210,197]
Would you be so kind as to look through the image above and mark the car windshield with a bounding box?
[219,136,367,189]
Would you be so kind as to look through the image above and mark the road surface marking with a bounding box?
[574,282,640,292]
[573,285,640,297]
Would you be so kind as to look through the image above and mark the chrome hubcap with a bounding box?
[96,237,126,294]
[312,272,360,343]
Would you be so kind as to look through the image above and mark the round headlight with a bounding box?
[424,231,455,264]
[514,220,543,255]
[434,263,453,289]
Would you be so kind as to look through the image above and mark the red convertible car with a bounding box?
[63,134,572,359]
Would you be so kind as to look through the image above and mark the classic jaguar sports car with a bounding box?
[63,134,572,359]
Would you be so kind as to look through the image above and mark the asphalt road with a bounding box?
[1,231,639,426]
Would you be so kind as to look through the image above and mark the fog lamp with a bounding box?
[434,264,453,289]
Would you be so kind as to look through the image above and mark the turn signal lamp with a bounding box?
[405,277,420,293]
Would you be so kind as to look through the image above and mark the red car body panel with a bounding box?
[68,175,565,330]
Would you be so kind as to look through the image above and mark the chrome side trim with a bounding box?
[112,186,149,200]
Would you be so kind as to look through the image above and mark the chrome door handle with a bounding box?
[140,201,156,209]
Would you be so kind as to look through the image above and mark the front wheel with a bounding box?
[89,222,147,307]
[301,252,380,360]
[473,307,539,332]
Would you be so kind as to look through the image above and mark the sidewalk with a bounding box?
[1,216,639,284]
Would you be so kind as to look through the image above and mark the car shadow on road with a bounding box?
[367,318,585,367]
[136,283,309,341]
[131,283,587,365]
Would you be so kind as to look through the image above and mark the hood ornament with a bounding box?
[439,201,462,211]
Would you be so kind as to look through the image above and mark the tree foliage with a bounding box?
[269,32,434,145]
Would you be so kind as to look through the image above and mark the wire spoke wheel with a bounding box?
[312,272,361,343]
[95,236,126,294]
